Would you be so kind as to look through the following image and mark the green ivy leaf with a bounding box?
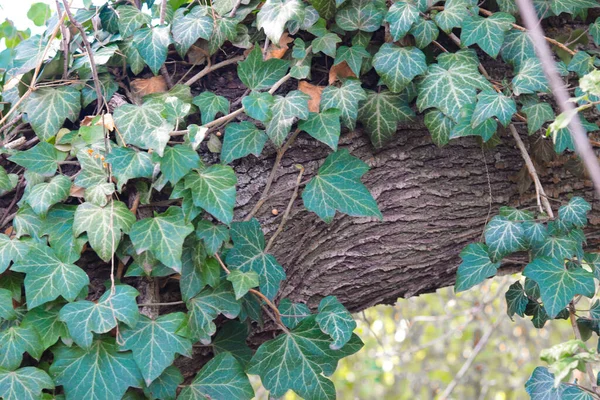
[50,338,144,400]
[0,323,44,370]
[130,207,194,272]
[24,175,71,217]
[0,233,29,274]
[320,79,367,129]
[311,0,336,20]
[171,6,213,56]
[21,306,69,349]
[120,313,192,385]
[117,5,151,38]
[73,201,136,262]
[120,40,145,75]
[385,1,419,41]
[208,18,238,55]
[195,221,229,256]
[248,315,363,400]
[42,204,85,264]
[312,33,342,57]
[193,92,230,125]
[279,299,311,329]
[484,216,526,262]
[0,367,54,400]
[221,121,268,164]
[59,284,139,348]
[591,18,600,46]
[455,243,501,292]
[471,91,517,127]
[145,366,183,400]
[212,321,253,367]
[185,281,241,343]
[523,257,595,318]
[303,149,381,222]
[0,289,16,321]
[334,46,370,77]
[22,86,81,141]
[523,221,549,247]
[532,234,580,261]
[180,239,220,301]
[450,103,497,142]
[550,0,598,15]
[257,0,303,43]
[9,141,66,176]
[525,367,563,399]
[558,197,591,229]
[298,109,342,150]
[238,46,289,91]
[512,58,549,96]
[409,18,439,49]
[460,13,515,58]
[372,44,427,93]
[134,26,171,75]
[500,29,535,68]
[226,219,286,300]
[113,102,170,153]
[506,281,529,318]
[336,0,384,32]
[105,147,155,188]
[227,270,260,300]
[242,91,274,122]
[155,145,200,185]
[178,352,254,400]
[522,102,555,135]
[75,150,107,189]
[424,109,454,146]
[266,91,310,147]
[316,296,356,350]
[184,164,237,225]
[357,89,414,148]
[433,0,469,32]
[12,205,42,240]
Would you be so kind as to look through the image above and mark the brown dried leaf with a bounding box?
[81,114,115,131]
[70,185,85,198]
[298,81,324,113]
[187,41,210,65]
[131,76,168,97]
[328,61,356,85]
[265,33,294,60]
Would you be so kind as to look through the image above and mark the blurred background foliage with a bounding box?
[251,276,574,400]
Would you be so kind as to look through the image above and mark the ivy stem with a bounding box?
[214,253,289,333]
[569,301,598,391]
[137,300,185,307]
[184,55,246,86]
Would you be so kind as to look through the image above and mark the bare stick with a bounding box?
[185,55,245,86]
[517,0,600,199]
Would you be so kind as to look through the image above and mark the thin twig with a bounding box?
[265,165,304,253]
[184,55,245,86]
[137,300,185,307]
[228,0,243,17]
[517,0,600,199]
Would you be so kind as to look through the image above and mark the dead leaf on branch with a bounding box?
[130,76,168,97]
[328,61,356,85]
[298,81,324,113]
[265,33,294,60]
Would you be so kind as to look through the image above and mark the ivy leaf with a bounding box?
[303,149,381,223]
[450,103,497,142]
[320,79,367,129]
[558,196,591,229]
[227,270,260,300]
[505,281,529,318]
[226,219,286,300]
[471,91,516,127]
[512,58,549,96]
[417,50,490,120]
[120,313,192,385]
[117,5,151,38]
[50,339,144,400]
[221,121,268,164]
[409,18,439,49]
[266,91,310,147]
[9,141,66,176]
[316,296,356,350]
[41,204,84,264]
[357,89,414,148]
[523,257,595,318]
[0,324,43,370]
[433,0,469,32]
[25,175,71,217]
[372,44,427,93]
[145,366,183,400]
[74,150,107,189]
[21,306,69,349]
[500,29,535,68]
[193,92,230,125]
[279,299,311,329]
[0,289,16,321]
[0,234,29,274]
[455,243,501,292]
[208,18,238,55]
[59,284,139,348]
[74,201,136,262]
[134,26,171,75]
[178,353,254,400]
[522,102,555,135]
[186,281,241,343]
[0,367,54,400]
[130,207,194,272]
[248,315,363,400]
[460,13,515,58]
[550,0,598,15]
[155,145,200,185]
[484,216,526,262]
[334,46,370,77]
[385,1,419,41]
[180,238,220,301]
[106,147,155,188]
[171,6,213,56]
[113,102,167,150]
[238,46,289,91]
[195,221,229,256]
[22,86,81,141]
[424,109,454,146]
[312,33,342,57]
[184,165,237,225]
[525,367,564,399]
[298,109,342,150]
[242,91,274,122]
[13,205,42,240]
[591,18,600,46]
[212,321,254,367]
[568,52,595,77]
[523,221,549,248]
[257,0,303,43]
[336,0,384,32]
